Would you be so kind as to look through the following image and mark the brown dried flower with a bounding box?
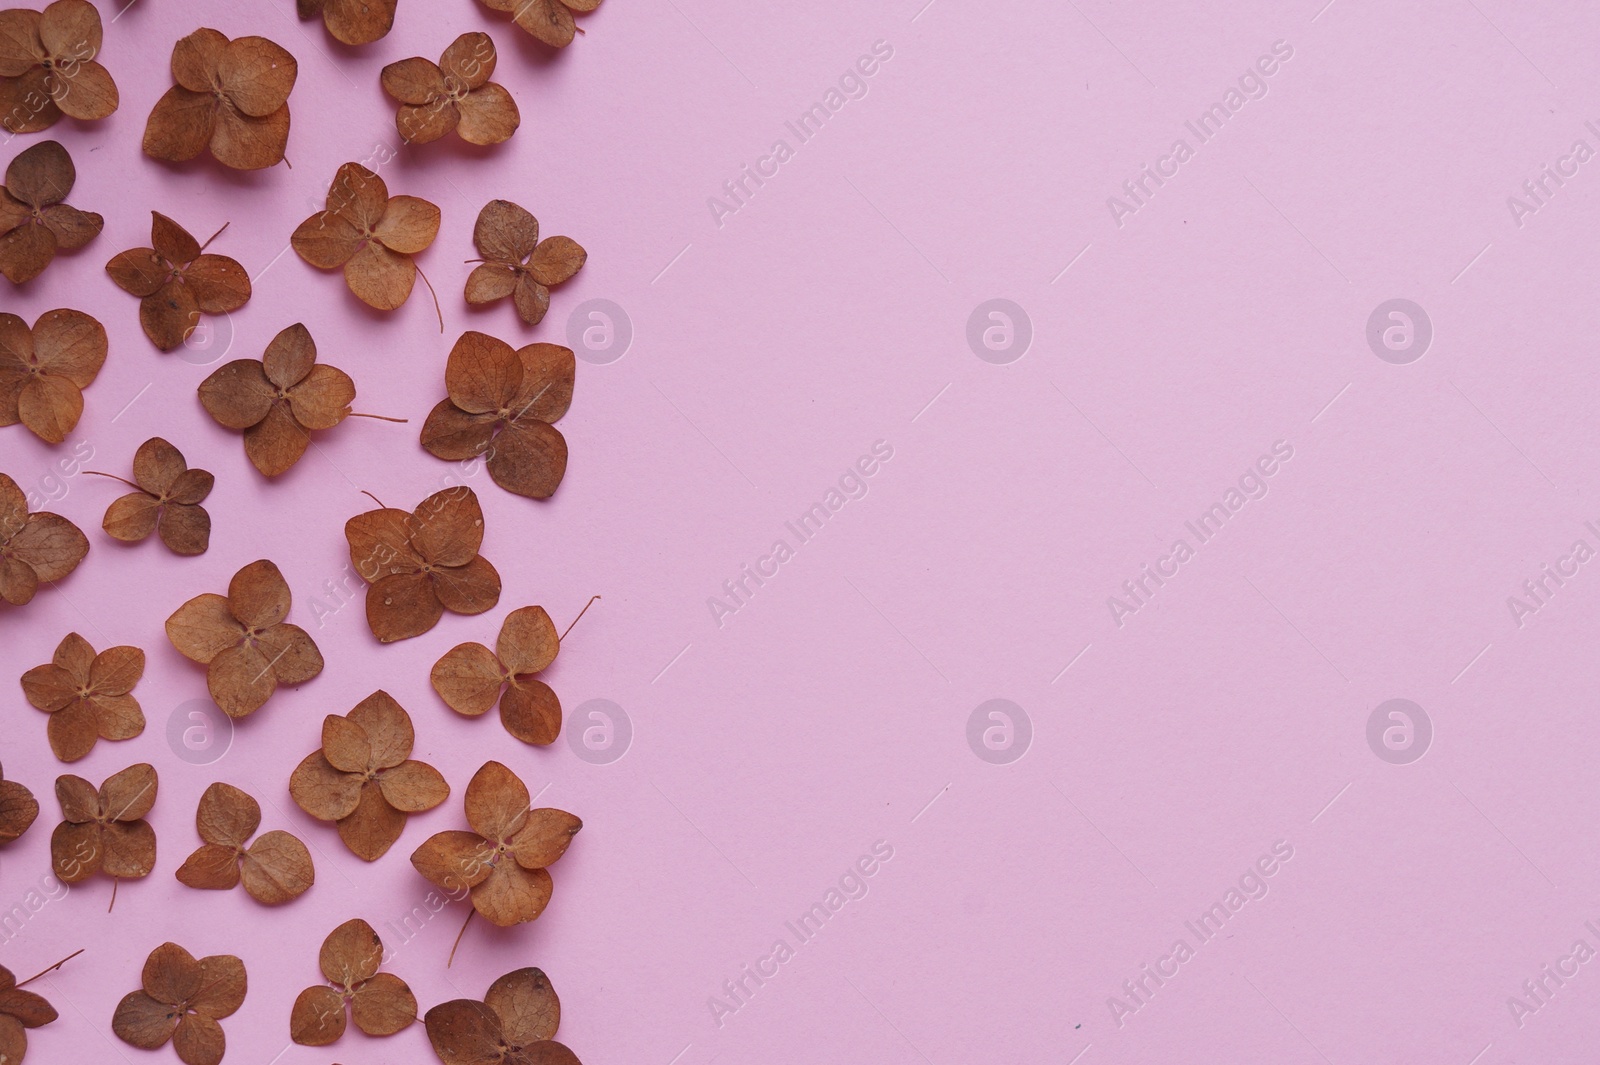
[289,918,416,1046]
[0,471,88,606]
[0,954,66,1065]
[50,762,157,893]
[175,781,314,905]
[0,764,39,845]
[112,942,245,1065]
[425,967,580,1065]
[410,761,580,928]
[420,333,573,499]
[198,323,373,478]
[477,0,600,48]
[432,606,565,745]
[0,140,101,285]
[292,162,441,314]
[106,212,251,352]
[21,632,144,762]
[289,690,449,861]
[344,486,501,643]
[0,0,119,134]
[0,307,106,444]
[382,33,518,146]
[466,201,584,325]
[93,437,213,555]
[165,558,325,717]
[297,0,397,46]
[143,27,297,170]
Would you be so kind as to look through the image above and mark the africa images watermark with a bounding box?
[1106,39,1295,228]
[707,840,895,1028]
[1505,520,1600,629]
[706,40,896,229]
[1504,918,1600,1029]
[1506,121,1600,229]
[707,440,894,629]
[1106,440,1295,628]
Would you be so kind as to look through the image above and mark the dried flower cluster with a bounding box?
[425,966,580,1064]
[113,942,245,1065]
[0,307,106,443]
[96,437,213,555]
[0,765,38,845]
[0,472,87,605]
[21,632,145,762]
[50,763,157,890]
[0,140,101,284]
[433,605,564,744]
[292,162,440,312]
[466,200,586,325]
[175,782,314,904]
[143,28,297,170]
[383,32,518,145]
[298,0,398,46]
[0,0,118,134]
[290,919,416,1045]
[477,0,600,48]
[106,212,250,352]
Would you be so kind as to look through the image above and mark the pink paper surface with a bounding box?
[4,0,1600,1062]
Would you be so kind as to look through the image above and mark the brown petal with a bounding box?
[0,986,56,1028]
[0,222,54,284]
[484,967,560,1045]
[6,139,72,206]
[471,861,551,927]
[430,642,503,717]
[500,679,562,747]
[488,420,568,499]
[244,400,310,476]
[53,772,96,822]
[20,661,76,710]
[0,779,38,842]
[195,781,260,848]
[240,829,314,903]
[509,808,581,869]
[337,781,405,861]
[375,195,440,254]
[171,28,227,91]
[324,0,396,45]
[40,203,102,250]
[514,0,577,48]
[48,630,90,676]
[158,503,211,556]
[499,605,559,675]
[211,103,290,170]
[101,819,156,877]
[151,212,200,263]
[410,830,494,892]
[140,282,200,352]
[49,820,98,881]
[113,990,178,1049]
[254,622,323,684]
[512,274,550,325]
[289,752,362,821]
[142,86,215,163]
[289,984,345,1046]
[259,322,313,387]
[90,693,145,741]
[465,262,517,305]
[434,555,501,616]
[396,100,459,144]
[325,161,388,228]
[218,36,297,117]
[291,210,363,269]
[287,364,353,430]
[90,644,144,696]
[46,698,98,761]
[378,760,448,813]
[366,570,444,643]
[346,689,412,768]
[529,236,586,287]
[346,507,423,579]
[185,254,251,313]
[411,485,485,565]
[0,69,59,134]
[473,200,538,263]
[381,56,445,105]
[345,240,415,311]
[192,953,247,1018]
[229,558,291,628]
[198,359,275,429]
[131,436,184,494]
[465,760,528,841]
[18,374,81,444]
[424,999,503,1065]
[350,971,416,1035]
[441,32,496,90]
[39,0,99,59]
[52,60,117,121]
[455,83,519,145]
[321,713,371,772]
[168,468,214,505]
[319,916,383,985]
[175,842,240,890]
[445,330,522,414]
[0,9,43,78]
[103,762,158,820]
[524,1041,584,1065]
[106,247,168,298]
[420,399,496,460]
[11,510,87,581]
[206,644,277,718]
[166,593,244,664]
[172,1013,225,1065]
[512,341,576,423]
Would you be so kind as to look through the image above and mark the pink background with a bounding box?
[5,0,1600,1062]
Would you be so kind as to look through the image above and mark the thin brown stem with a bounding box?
[414,262,444,333]
[16,948,84,989]
[560,595,601,641]
[447,908,474,968]
[82,471,141,490]
[107,877,118,913]
[360,490,388,509]
[348,412,409,423]
[197,221,231,255]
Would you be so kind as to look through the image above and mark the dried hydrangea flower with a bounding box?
[0,471,88,606]
[425,967,581,1065]
[465,201,585,325]
[0,0,119,134]
[142,28,297,170]
[174,782,315,905]
[0,140,101,285]
[291,162,441,316]
[105,212,251,352]
[92,437,213,556]
[297,0,397,46]
[477,0,600,48]
[112,943,245,1065]
[21,632,145,762]
[381,33,518,146]
[289,918,416,1045]
[0,308,106,443]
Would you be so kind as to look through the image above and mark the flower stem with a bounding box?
[16,948,84,989]
[447,908,474,968]
[560,596,601,641]
[348,413,409,423]
[82,471,141,490]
